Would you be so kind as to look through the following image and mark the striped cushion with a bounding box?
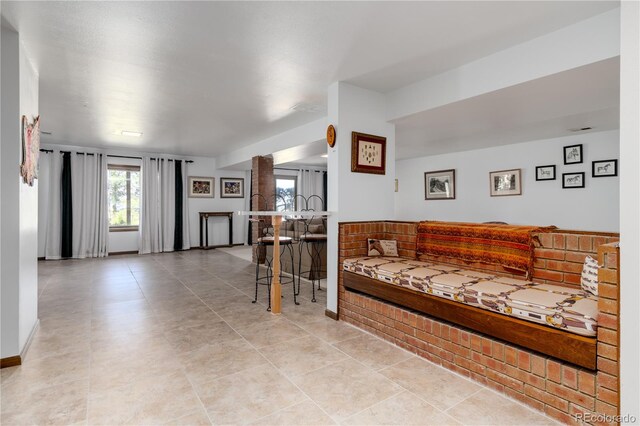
[343,257,597,337]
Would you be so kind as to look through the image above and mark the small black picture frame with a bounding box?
[562,172,585,189]
[535,165,556,181]
[564,144,583,165]
[592,159,617,178]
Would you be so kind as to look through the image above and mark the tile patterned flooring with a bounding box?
[1,250,559,425]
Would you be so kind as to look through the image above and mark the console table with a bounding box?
[238,210,330,314]
[199,211,233,249]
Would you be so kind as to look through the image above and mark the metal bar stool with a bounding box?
[251,194,297,311]
[295,196,326,303]
[254,235,296,310]
[297,233,326,302]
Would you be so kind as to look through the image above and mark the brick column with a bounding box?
[595,243,620,418]
[251,156,274,263]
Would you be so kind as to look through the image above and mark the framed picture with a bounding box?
[562,172,585,189]
[489,169,522,196]
[564,144,583,165]
[188,176,214,198]
[424,169,455,200]
[351,131,386,174]
[592,159,617,177]
[535,165,556,181]
[220,177,245,198]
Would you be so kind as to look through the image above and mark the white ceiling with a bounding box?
[272,139,327,168]
[2,1,618,158]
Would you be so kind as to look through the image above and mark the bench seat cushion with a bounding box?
[342,257,597,337]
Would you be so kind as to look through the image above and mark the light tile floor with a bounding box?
[1,250,559,425]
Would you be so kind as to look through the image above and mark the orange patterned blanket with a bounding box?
[416,221,556,278]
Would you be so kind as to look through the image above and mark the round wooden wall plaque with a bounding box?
[326,124,336,148]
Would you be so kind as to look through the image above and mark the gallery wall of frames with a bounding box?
[395,130,620,232]
[424,142,618,201]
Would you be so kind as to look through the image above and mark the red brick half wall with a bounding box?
[337,221,620,425]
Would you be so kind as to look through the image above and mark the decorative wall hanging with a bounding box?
[592,159,617,177]
[424,169,455,200]
[220,177,245,198]
[535,165,556,181]
[489,169,522,196]
[563,172,585,189]
[564,144,583,165]
[20,115,41,186]
[351,131,386,174]
[326,124,336,148]
[188,176,215,198]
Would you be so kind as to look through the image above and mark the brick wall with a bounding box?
[533,233,619,288]
[337,221,620,425]
[251,156,274,263]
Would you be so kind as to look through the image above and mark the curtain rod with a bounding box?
[39,149,193,163]
[274,167,326,172]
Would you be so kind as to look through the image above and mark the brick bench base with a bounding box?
[343,270,596,369]
[338,221,620,425]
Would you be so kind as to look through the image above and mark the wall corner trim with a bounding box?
[19,318,39,363]
[325,309,339,321]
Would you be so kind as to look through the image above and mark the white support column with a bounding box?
[1,24,22,359]
[1,24,40,360]
[619,1,640,420]
[326,82,395,314]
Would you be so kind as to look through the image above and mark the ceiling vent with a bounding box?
[290,103,324,113]
[569,127,593,132]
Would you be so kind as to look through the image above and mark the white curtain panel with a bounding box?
[180,161,191,250]
[139,158,161,254]
[298,169,325,211]
[161,160,176,252]
[139,158,186,254]
[44,151,62,260]
[70,152,109,258]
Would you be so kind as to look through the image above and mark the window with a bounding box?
[107,164,140,231]
[275,176,297,211]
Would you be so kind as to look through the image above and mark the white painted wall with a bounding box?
[107,231,139,253]
[330,83,396,223]
[37,145,249,255]
[386,8,620,122]
[619,1,640,420]
[185,158,247,248]
[18,39,40,352]
[395,130,619,232]
[326,82,396,313]
[1,25,22,359]
[1,25,40,358]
